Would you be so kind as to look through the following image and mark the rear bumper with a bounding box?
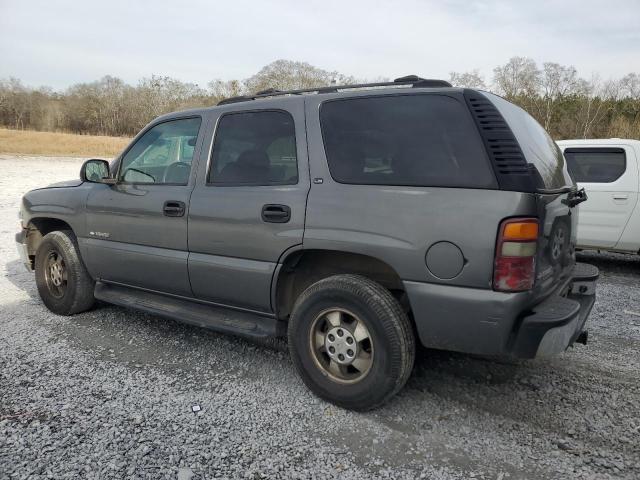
[510,263,597,358]
[15,229,33,272]
[404,262,598,358]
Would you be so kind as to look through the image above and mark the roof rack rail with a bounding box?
[217,75,452,105]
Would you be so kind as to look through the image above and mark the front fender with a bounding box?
[20,184,93,237]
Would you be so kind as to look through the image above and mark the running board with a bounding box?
[94,281,283,339]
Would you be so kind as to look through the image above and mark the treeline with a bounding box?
[1,58,639,140]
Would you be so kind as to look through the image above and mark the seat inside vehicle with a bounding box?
[218,149,270,183]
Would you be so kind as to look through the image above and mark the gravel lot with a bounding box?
[1,155,639,480]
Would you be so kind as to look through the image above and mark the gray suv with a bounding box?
[16,76,598,410]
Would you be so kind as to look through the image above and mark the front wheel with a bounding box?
[288,274,415,411]
[35,230,95,315]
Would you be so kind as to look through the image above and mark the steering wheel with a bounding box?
[162,162,191,183]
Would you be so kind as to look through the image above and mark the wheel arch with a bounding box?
[273,249,409,321]
[25,217,75,261]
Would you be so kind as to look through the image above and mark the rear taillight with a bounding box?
[493,217,539,292]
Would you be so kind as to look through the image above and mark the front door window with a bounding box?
[119,117,202,185]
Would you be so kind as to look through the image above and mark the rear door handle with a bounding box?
[261,204,291,223]
[163,200,186,217]
[613,194,629,200]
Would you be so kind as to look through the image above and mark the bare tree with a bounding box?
[134,75,206,130]
[534,62,581,130]
[1,61,639,141]
[96,76,129,135]
[619,72,640,127]
[574,75,621,138]
[621,73,640,99]
[244,59,355,93]
[207,79,244,102]
[492,57,540,100]
[449,70,487,89]
[0,78,30,129]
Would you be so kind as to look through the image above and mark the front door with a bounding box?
[81,116,204,296]
[188,104,309,313]
[563,145,639,249]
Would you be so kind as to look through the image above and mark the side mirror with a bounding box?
[80,159,115,184]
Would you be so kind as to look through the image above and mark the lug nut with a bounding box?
[338,354,344,361]
[328,334,335,342]
[346,337,353,345]
[337,329,343,337]
[329,346,335,353]
[347,349,354,357]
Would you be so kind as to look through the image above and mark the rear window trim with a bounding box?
[563,147,627,184]
[318,92,498,189]
[206,108,299,187]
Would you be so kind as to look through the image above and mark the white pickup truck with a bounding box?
[557,139,640,254]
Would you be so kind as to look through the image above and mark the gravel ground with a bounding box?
[1,155,639,480]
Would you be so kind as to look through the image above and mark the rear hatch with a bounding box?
[468,91,580,299]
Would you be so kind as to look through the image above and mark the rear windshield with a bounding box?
[564,148,626,183]
[319,94,496,188]
[482,92,573,190]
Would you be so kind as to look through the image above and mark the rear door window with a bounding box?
[319,94,496,188]
[564,148,626,183]
[209,110,298,185]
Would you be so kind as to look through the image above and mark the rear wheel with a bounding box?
[288,274,415,410]
[35,230,95,315]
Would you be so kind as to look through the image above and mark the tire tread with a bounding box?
[35,230,94,315]
[288,274,415,410]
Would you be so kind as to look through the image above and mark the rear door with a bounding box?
[562,145,638,249]
[187,100,309,313]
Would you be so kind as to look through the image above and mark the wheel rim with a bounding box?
[309,308,374,384]
[44,250,67,299]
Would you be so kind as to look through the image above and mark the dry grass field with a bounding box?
[0,128,131,157]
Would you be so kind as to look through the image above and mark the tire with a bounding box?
[35,230,95,315]
[288,274,415,411]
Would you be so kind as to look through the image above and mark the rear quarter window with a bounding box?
[482,92,573,190]
[319,94,497,188]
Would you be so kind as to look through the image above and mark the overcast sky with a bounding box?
[1,0,638,90]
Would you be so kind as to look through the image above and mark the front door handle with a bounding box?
[261,204,291,223]
[613,194,629,200]
[163,200,186,217]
